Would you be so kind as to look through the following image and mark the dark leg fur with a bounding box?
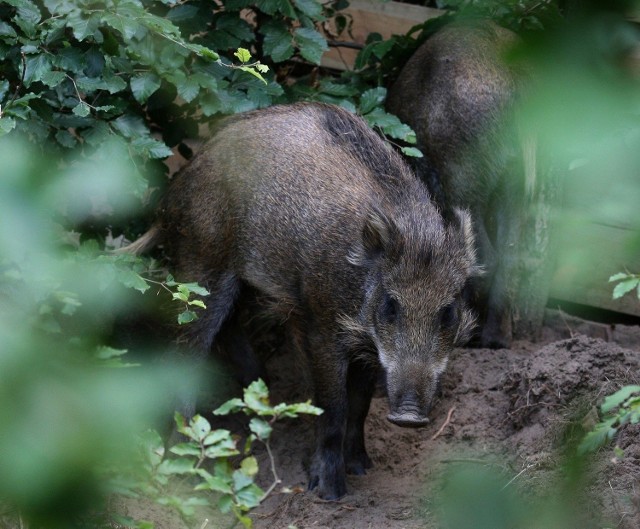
[344,360,377,475]
[307,332,349,500]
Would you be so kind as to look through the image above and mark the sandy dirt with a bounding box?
[239,310,640,529]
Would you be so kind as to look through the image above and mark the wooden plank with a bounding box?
[321,0,444,70]
[550,221,640,316]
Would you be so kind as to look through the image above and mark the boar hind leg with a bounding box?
[174,271,243,420]
[307,334,349,500]
[344,360,376,475]
[481,197,521,349]
[215,288,267,388]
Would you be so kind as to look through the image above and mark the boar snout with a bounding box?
[387,388,432,427]
[387,410,430,428]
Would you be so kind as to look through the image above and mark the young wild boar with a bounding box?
[130,102,478,500]
[387,21,533,349]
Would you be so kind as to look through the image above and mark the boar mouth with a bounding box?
[387,410,430,428]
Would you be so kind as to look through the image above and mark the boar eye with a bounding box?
[439,302,458,329]
[379,292,399,324]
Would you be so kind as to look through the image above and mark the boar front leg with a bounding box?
[344,359,376,475]
[307,332,349,500]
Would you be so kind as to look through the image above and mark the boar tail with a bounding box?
[112,225,161,255]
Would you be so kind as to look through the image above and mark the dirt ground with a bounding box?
[108,309,640,529]
[239,310,640,529]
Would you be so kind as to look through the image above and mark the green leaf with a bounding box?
[401,146,424,158]
[172,291,189,303]
[72,102,91,117]
[0,21,18,39]
[112,114,149,138]
[609,272,629,282]
[115,268,150,293]
[294,27,328,64]
[258,0,296,17]
[578,417,617,454]
[240,456,259,477]
[195,473,233,494]
[249,417,272,440]
[294,0,324,18]
[359,87,387,115]
[67,13,100,41]
[12,0,41,37]
[612,278,639,299]
[95,346,128,360]
[261,21,294,63]
[213,398,245,415]
[190,415,211,440]
[203,429,232,446]
[234,48,252,63]
[239,65,268,85]
[601,385,640,413]
[23,54,52,87]
[175,77,200,103]
[169,443,201,457]
[157,458,195,475]
[40,71,67,88]
[235,483,264,509]
[130,136,173,159]
[0,117,17,136]
[203,439,239,459]
[181,282,210,296]
[130,73,161,104]
[218,494,234,514]
[102,12,141,41]
[188,299,206,309]
[177,310,197,324]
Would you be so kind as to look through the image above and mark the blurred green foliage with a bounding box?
[0,136,202,528]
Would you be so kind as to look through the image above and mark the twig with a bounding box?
[199,519,210,529]
[557,306,575,338]
[501,463,536,490]
[259,440,282,503]
[430,405,456,441]
[440,458,490,465]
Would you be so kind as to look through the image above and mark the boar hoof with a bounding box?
[480,327,512,349]
[308,456,347,500]
[387,411,430,428]
[345,450,373,475]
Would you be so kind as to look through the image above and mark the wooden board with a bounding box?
[550,221,640,316]
[321,0,444,70]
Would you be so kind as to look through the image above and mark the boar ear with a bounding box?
[452,208,482,277]
[348,208,397,266]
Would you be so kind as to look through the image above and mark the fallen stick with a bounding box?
[430,405,456,441]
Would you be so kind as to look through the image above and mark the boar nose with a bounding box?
[387,411,430,427]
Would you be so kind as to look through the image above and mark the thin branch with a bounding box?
[260,440,282,503]
[430,405,456,441]
[501,463,536,490]
[326,40,364,50]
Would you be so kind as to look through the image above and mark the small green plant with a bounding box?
[113,379,322,529]
[609,272,640,301]
[579,385,640,455]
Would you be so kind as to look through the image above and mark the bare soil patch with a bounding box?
[245,310,640,529]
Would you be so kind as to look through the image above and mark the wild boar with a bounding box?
[128,102,478,499]
[387,21,534,348]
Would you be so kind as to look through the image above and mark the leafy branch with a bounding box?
[116,379,322,529]
[579,385,640,455]
[609,271,640,301]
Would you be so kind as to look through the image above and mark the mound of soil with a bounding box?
[248,311,640,529]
